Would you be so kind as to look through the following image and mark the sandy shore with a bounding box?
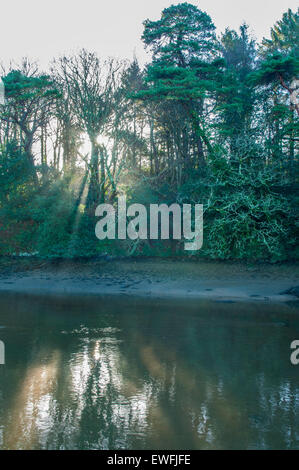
[0,258,298,303]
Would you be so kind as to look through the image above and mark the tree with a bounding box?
[0,5,297,261]
[251,53,299,116]
[217,24,257,157]
[2,60,59,182]
[142,2,217,66]
[258,8,299,116]
[262,8,299,56]
[139,3,221,169]
[53,50,121,206]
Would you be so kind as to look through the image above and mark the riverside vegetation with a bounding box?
[0,3,298,262]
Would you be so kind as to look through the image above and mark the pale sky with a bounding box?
[1,0,298,69]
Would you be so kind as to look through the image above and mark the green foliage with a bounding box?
[262,8,299,55]
[29,179,74,257]
[3,70,59,101]
[250,53,299,87]
[177,149,296,261]
[217,25,257,143]
[142,2,218,66]
[0,145,37,254]
[204,162,294,262]
[0,5,298,263]
[0,143,33,197]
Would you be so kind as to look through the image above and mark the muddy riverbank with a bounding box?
[0,258,298,303]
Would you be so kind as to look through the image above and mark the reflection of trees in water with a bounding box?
[1,350,61,449]
[0,295,298,449]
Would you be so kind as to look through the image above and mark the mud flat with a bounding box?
[0,258,298,303]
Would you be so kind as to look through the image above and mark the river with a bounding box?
[0,292,298,450]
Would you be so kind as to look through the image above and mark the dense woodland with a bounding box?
[0,3,298,261]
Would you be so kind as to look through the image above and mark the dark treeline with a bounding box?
[0,3,298,261]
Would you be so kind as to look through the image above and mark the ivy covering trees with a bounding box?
[0,3,298,261]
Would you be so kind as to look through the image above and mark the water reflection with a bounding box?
[0,293,298,449]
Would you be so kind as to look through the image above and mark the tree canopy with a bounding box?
[0,4,298,261]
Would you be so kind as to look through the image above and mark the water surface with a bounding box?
[0,293,298,450]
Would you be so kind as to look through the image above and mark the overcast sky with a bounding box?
[1,0,298,69]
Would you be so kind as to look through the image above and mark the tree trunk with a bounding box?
[86,140,100,210]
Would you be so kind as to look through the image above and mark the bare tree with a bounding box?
[53,50,122,206]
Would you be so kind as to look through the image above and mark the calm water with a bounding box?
[0,293,298,450]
